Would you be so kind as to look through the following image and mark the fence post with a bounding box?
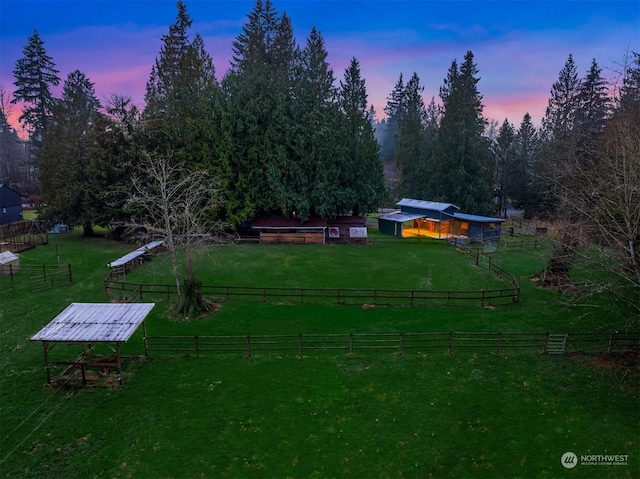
[399,332,404,355]
[348,333,354,356]
[298,333,303,358]
[448,331,453,355]
[496,332,501,355]
[475,250,479,266]
[608,333,614,354]
[195,335,200,358]
[488,256,493,271]
[246,335,251,358]
[67,264,73,283]
[544,332,549,354]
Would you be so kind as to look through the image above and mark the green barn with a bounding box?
[377,198,504,242]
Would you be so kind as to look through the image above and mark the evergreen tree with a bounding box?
[619,51,640,110]
[11,30,60,188]
[143,1,222,164]
[542,54,580,140]
[338,57,386,216]
[39,70,101,235]
[141,1,230,225]
[85,95,140,237]
[379,74,404,165]
[576,58,610,136]
[292,26,341,218]
[515,112,538,211]
[224,0,299,221]
[491,119,517,216]
[431,51,493,214]
[395,72,428,198]
[535,54,583,218]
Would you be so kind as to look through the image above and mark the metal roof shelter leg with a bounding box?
[41,341,51,385]
[116,343,122,386]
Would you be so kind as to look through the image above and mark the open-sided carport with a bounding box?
[31,303,155,387]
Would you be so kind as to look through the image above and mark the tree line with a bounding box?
[4,0,387,235]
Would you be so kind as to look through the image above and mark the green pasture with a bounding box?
[1,231,637,478]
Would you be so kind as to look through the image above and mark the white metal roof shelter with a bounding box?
[31,303,155,387]
[107,240,164,269]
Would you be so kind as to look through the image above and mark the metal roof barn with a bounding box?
[31,303,155,387]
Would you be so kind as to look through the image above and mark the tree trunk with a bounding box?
[82,221,95,237]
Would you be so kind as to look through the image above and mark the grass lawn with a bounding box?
[1,231,637,478]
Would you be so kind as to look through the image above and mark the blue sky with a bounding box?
[1,0,638,135]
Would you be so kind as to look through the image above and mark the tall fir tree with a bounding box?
[338,57,386,216]
[619,51,640,110]
[491,119,517,216]
[141,1,230,224]
[11,29,60,190]
[535,54,583,218]
[542,54,580,141]
[395,72,428,199]
[431,51,493,214]
[224,0,299,221]
[380,74,404,166]
[515,112,538,212]
[143,1,222,162]
[39,70,101,235]
[292,26,341,218]
[85,95,140,237]
[576,58,610,136]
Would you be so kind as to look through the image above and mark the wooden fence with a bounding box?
[105,280,519,307]
[0,263,73,291]
[143,331,639,358]
[104,242,520,306]
[0,220,49,253]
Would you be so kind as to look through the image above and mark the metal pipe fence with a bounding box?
[143,331,639,358]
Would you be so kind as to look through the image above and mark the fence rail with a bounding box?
[104,246,520,307]
[1,263,73,290]
[144,331,639,358]
[105,280,519,307]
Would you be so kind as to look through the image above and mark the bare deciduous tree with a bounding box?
[126,151,236,319]
[548,101,639,322]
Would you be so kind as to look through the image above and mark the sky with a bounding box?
[1,0,638,137]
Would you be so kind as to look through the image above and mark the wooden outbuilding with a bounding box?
[377,198,504,242]
[327,216,368,244]
[0,184,23,225]
[31,303,155,388]
[252,217,327,244]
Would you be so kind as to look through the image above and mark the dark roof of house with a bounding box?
[377,212,426,223]
[396,198,459,212]
[453,212,505,223]
[328,216,366,225]
[252,217,327,230]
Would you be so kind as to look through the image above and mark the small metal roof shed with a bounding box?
[0,251,19,276]
[31,303,155,387]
